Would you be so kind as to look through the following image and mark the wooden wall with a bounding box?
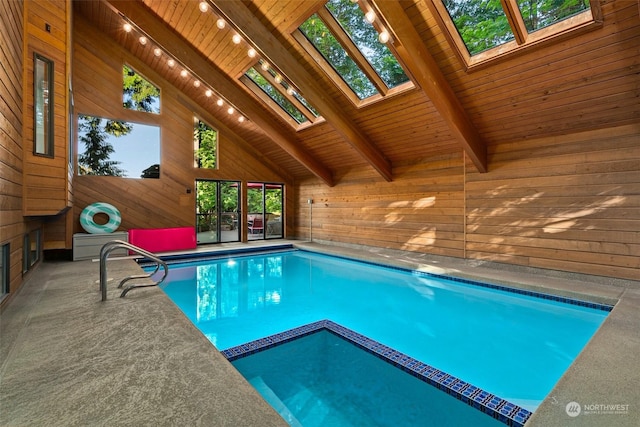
[22,0,71,216]
[296,152,466,258]
[296,124,640,281]
[0,0,28,305]
[466,124,639,281]
[71,15,290,237]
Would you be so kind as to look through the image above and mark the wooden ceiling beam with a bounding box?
[103,0,334,186]
[372,0,488,173]
[212,0,394,182]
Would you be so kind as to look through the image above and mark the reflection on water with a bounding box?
[164,255,284,323]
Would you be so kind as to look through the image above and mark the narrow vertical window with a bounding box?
[1,243,9,298]
[34,54,54,156]
[194,117,218,169]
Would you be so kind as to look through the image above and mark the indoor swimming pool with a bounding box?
[156,249,611,426]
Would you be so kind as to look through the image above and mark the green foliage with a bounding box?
[517,0,589,32]
[194,120,217,169]
[325,0,409,88]
[122,65,160,113]
[300,14,377,99]
[77,115,128,176]
[443,0,591,55]
[246,67,308,124]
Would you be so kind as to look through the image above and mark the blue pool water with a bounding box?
[157,250,609,418]
[232,329,504,427]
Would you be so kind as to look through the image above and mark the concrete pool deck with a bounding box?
[1,240,638,426]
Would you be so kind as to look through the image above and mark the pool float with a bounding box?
[79,202,122,234]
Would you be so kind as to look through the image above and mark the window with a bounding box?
[69,77,75,175]
[122,65,160,114]
[247,183,284,241]
[295,0,412,106]
[34,53,54,156]
[77,114,160,179]
[196,180,241,244]
[432,0,601,69]
[1,243,9,298]
[194,117,218,169]
[241,61,321,129]
[23,229,41,274]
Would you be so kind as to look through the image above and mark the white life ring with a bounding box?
[80,202,122,234]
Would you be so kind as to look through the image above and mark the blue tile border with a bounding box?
[222,320,533,427]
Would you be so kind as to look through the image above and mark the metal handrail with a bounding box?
[99,240,169,301]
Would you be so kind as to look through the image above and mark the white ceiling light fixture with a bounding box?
[205,89,213,97]
[193,80,201,87]
[365,10,376,23]
[378,29,390,44]
[216,98,224,106]
[227,107,235,114]
[167,59,175,67]
[232,33,242,44]
[123,22,132,32]
[216,18,226,29]
[198,1,208,13]
[248,47,257,58]
[153,47,162,57]
[180,69,188,78]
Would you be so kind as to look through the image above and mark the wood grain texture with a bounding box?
[72,16,291,237]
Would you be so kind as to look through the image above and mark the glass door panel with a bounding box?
[196,180,239,244]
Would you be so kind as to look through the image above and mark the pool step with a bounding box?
[283,387,330,427]
[249,377,303,427]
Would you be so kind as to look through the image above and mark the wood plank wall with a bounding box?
[22,0,70,216]
[296,124,640,281]
[466,124,639,281]
[70,15,290,238]
[296,153,466,258]
[0,0,29,304]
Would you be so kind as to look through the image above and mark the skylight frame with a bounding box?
[294,0,414,108]
[240,62,323,131]
[429,0,603,71]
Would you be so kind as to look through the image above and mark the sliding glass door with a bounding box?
[248,182,284,240]
[196,180,240,244]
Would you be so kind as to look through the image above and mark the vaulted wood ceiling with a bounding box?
[73,0,639,186]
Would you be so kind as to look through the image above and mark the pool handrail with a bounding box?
[99,240,169,301]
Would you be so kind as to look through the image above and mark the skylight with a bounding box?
[433,0,599,67]
[241,61,322,129]
[296,0,412,105]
